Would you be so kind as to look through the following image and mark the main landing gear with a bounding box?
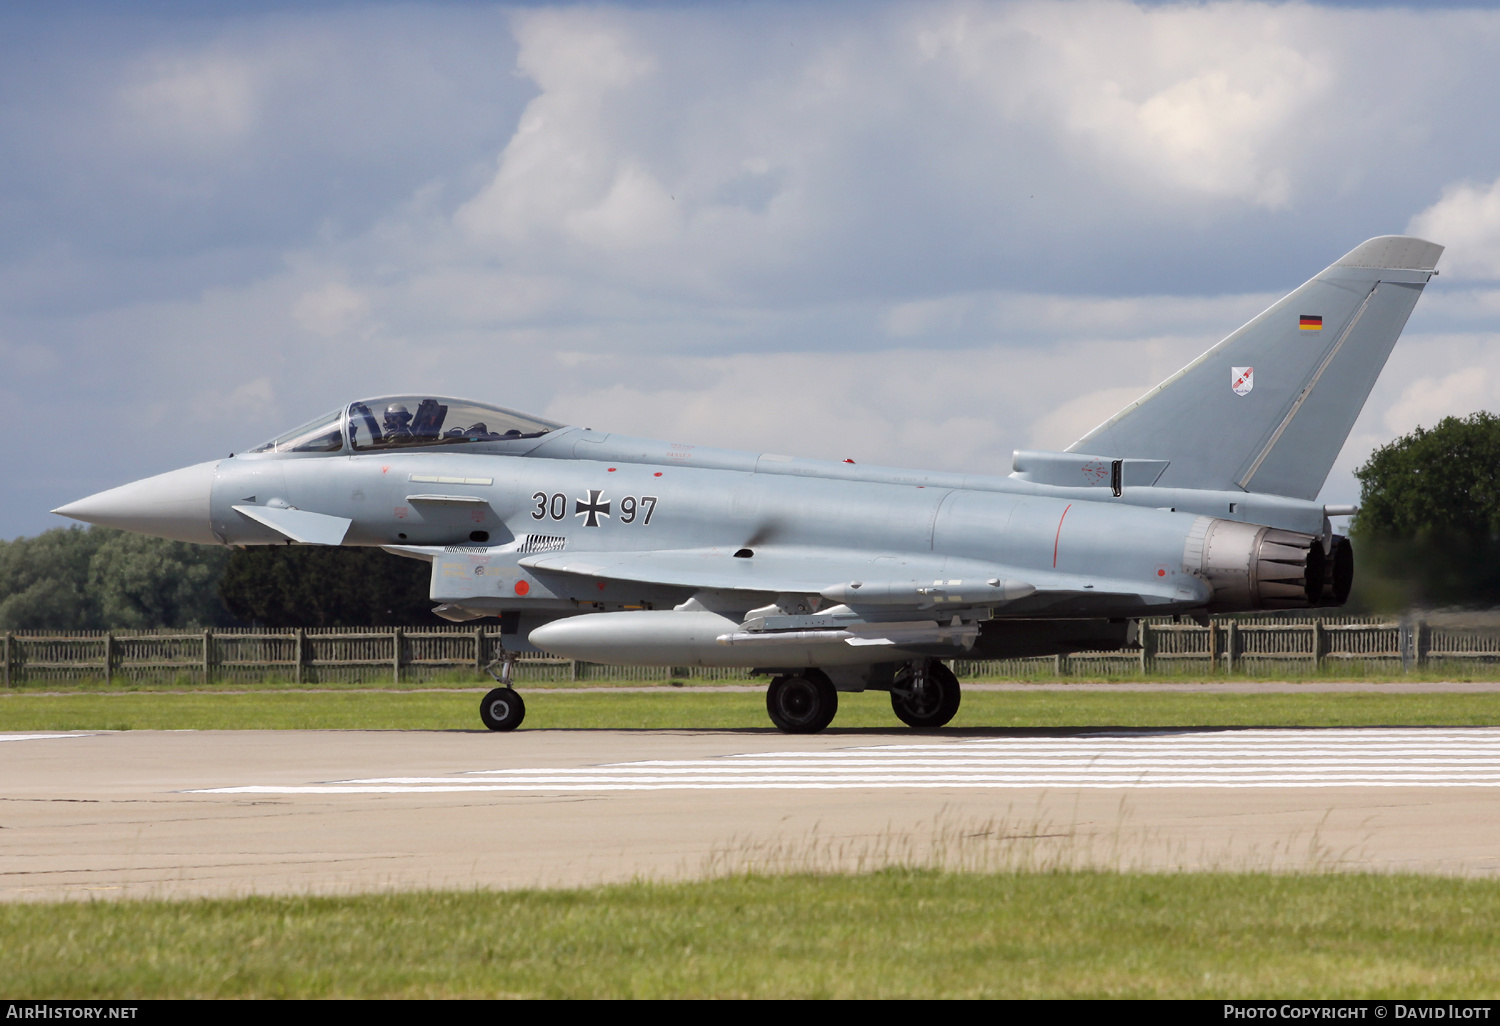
[765,670,838,734]
[763,660,962,734]
[889,660,961,729]
[479,651,525,731]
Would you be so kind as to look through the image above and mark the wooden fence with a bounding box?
[0,625,748,686]
[3,616,1499,685]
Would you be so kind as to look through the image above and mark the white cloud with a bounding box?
[1409,177,1500,280]
[917,0,1329,208]
[118,55,260,151]
[1383,368,1494,438]
[185,376,277,428]
[455,10,662,249]
[563,162,684,252]
[1030,386,1149,452]
[533,330,1211,476]
[293,283,372,338]
[435,0,1468,311]
[880,290,1277,344]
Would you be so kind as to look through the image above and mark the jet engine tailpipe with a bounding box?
[1320,534,1354,608]
[1185,517,1330,611]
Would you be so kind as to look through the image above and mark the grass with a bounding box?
[1,688,1499,731]
[5,871,1500,998]
[21,662,1500,692]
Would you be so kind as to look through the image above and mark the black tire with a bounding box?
[890,660,961,729]
[479,687,526,731]
[765,672,838,734]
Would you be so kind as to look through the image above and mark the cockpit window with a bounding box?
[347,397,558,451]
[248,409,345,454]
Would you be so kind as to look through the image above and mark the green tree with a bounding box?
[0,527,105,629]
[0,526,232,629]
[217,547,441,627]
[1352,412,1500,609]
[87,531,231,629]
[1,527,438,629]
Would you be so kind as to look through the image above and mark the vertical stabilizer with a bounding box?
[1068,236,1443,500]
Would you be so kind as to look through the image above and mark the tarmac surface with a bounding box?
[5,723,1500,900]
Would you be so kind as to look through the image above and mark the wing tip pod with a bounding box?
[1334,235,1444,273]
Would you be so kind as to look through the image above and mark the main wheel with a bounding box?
[765,672,838,734]
[890,660,961,729]
[479,687,525,731]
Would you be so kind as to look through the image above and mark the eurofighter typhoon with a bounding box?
[55,237,1443,733]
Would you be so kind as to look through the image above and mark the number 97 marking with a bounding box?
[619,495,658,525]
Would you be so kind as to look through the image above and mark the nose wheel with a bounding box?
[890,660,961,728]
[479,651,525,731]
[480,687,525,731]
[765,670,838,734]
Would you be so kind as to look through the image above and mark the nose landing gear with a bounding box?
[479,651,525,731]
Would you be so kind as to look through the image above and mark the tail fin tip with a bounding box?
[1335,235,1444,272]
[1064,235,1443,501]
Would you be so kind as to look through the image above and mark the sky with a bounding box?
[7,0,1500,538]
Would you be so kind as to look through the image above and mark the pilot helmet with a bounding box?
[384,403,412,427]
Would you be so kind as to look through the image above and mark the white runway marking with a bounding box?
[0,733,93,743]
[191,728,1500,794]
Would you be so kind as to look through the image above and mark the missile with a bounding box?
[819,577,1034,607]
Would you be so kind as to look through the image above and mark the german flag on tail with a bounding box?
[1299,314,1323,330]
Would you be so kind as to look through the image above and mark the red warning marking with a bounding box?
[1053,503,1073,568]
[596,581,606,590]
[654,472,663,477]
[514,580,530,596]
[608,467,617,472]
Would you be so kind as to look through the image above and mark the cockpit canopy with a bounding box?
[248,397,560,455]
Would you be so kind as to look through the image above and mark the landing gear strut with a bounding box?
[479,651,525,731]
[765,670,838,734]
[890,660,961,729]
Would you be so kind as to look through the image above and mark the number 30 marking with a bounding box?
[531,491,567,521]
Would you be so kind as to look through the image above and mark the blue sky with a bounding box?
[7,0,1500,537]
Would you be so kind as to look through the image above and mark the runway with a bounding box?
[197,728,1500,791]
[5,726,1500,900]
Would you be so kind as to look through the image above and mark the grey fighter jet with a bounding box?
[55,236,1443,733]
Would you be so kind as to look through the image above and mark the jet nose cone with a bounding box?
[53,460,220,545]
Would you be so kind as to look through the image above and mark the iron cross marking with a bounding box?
[575,489,611,527]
